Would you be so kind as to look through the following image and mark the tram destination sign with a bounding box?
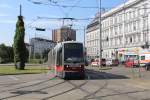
[64,43,82,49]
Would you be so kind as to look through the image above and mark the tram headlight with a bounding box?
[80,65,84,68]
[64,65,69,69]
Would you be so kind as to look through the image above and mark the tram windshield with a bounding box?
[64,43,84,63]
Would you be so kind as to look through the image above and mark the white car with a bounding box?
[106,59,113,66]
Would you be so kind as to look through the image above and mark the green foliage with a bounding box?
[13,16,27,70]
[42,49,50,62]
[25,48,29,62]
[29,59,43,64]
[0,44,14,63]
[0,66,48,75]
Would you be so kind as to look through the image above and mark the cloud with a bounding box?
[0,13,9,17]
[0,20,16,24]
[0,4,11,8]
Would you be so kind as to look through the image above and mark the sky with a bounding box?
[0,0,126,46]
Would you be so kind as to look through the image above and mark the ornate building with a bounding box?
[86,0,150,62]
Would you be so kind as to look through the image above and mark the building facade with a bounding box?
[52,26,76,42]
[30,37,56,55]
[86,0,150,62]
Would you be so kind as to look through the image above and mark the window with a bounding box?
[125,37,128,44]
[133,22,136,31]
[129,11,132,19]
[119,24,122,34]
[140,56,145,60]
[133,11,135,18]
[114,16,117,24]
[143,4,147,14]
[114,26,118,35]
[130,37,132,43]
[138,35,141,42]
[143,17,148,29]
[137,20,140,29]
[57,48,62,65]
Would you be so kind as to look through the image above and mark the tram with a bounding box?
[47,41,85,79]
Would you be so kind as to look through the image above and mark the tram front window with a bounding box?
[64,43,84,63]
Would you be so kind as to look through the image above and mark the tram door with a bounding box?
[56,48,63,77]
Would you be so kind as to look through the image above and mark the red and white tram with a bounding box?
[48,41,85,79]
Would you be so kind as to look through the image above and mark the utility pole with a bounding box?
[98,0,102,68]
[84,26,86,46]
[28,34,31,62]
[20,4,22,16]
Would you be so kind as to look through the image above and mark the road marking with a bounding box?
[8,76,19,81]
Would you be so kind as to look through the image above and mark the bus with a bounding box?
[47,41,85,79]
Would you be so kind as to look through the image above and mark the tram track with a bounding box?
[79,70,109,100]
[87,88,149,100]
[0,80,67,100]
[1,76,88,100]
[41,69,109,100]
[0,76,58,100]
[41,80,89,100]
[82,69,144,100]
[0,81,27,87]
[0,78,51,93]
[0,74,55,88]
[1,67,142,100]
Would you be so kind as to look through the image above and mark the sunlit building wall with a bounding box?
[86,0,150,61]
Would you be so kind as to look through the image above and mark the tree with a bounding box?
[13,15,27,70]
[42,49,50,62]
[0,44,14,63]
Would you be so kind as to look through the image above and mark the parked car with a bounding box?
[106,59,112,66]
[112,59,119,66]
[91,61,98,66]
[106,59,119,66]
[91,58,106,66]
[101,58,106,66]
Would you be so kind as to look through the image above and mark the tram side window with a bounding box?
[57,49,62,66]
[53,50,56,65]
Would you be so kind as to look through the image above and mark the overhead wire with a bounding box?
[27,0,112,9]
[27,0,150,10]
[49,0,68,17]
[65,0,82,17]
[26,0,150,30]
[37,16,94,21]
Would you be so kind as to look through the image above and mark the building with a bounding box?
[25,43,31,52]
[86,15,100,59]
[52,26,76,42]
[86,0,150,62]
[30,37,56,55]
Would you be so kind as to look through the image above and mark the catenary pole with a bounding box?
[98,0,102,68]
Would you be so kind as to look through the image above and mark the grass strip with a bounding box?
[0,66,49,75]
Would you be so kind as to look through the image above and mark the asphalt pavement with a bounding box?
[0,65,150,100]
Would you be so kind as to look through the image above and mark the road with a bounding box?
[0,66,150,100]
